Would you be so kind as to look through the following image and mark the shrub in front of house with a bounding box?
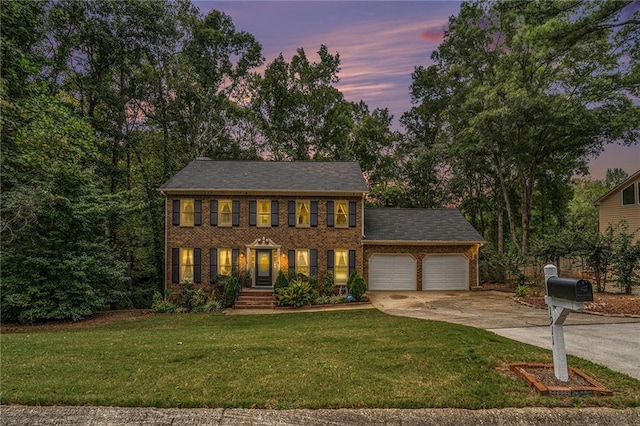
[151,291,177,313]
[222,273,240,308]
[276,279,314,307]
[347,271,367,302]
[152,284,223,314]
[274,270,289,292]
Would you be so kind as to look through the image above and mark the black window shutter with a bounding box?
[210,200,218,226]
[194,248,201,283]
[349,202,357,227]
[327,250,334,275]
[232,200,240,226]
[348,250,356,277]
[194,200,202,226]
[310,249,318,276]
[232,249,240,272]
[288,250,296,277]
[172,200,180,226]
[288,201,296,226]
[271,200,279,226]
[171,248,180,283]
[310,201,318,227]
[326,201,334,227]
[249,201,257,226]
[209,248,218,283]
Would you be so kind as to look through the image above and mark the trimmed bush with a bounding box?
[223,274,240,308]
[347,271,367,301]
[276,279,314,307]
[274,270,289,292]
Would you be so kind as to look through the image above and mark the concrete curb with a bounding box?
[2,405,639,426]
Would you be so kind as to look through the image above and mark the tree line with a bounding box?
[1,0,638,322]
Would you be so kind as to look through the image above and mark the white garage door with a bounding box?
[422,255,468,290]
[368,255,416,290]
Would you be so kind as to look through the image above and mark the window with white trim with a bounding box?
[219,200,232,226]
[258,200,271,227]
[181,199,195,226]
[219,248,232,276]
[297,200,310,227]
[334,249,348,284]
[181,248,194,282]
[296,249,309,276]
[622,183,636,205]
[335,201,348,227]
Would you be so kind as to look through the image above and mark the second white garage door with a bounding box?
[422,255,468,290]
[368,254,416,290]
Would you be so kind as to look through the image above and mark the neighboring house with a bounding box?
[594,169,640,243]
[159,158,484,295]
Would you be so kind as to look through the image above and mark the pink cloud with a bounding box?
[421,25,446,43]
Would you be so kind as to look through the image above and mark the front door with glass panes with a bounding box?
[255,249,272,286]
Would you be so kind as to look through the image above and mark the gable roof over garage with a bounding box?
[364,208,484,244]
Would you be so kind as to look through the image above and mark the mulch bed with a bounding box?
[510,363,613,396]
[483,283,640,317]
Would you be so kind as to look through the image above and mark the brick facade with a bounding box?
[363,244,480,290]
[165,194,364,294]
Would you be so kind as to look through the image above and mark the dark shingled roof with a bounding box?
[364,208,484,242]
[159,159,368,193]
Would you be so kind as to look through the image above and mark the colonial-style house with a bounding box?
[159,159,484,296]
[594,169,640,243]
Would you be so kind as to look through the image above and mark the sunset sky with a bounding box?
[196,1,639,180]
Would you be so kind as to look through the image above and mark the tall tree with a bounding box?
[252,46,353,160]
[405,0,639,255]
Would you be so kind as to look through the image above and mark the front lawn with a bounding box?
[1,310,638,409]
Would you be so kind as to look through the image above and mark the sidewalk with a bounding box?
[2,406,639,426]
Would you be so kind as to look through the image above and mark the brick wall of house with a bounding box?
[362,244,480,290]
[165,194,364,294]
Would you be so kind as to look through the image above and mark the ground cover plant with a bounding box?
[2,310,639,409]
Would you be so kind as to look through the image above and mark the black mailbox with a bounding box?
[546,277,593,302]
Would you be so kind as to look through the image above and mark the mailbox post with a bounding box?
[544,264,594,381]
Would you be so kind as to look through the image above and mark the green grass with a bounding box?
[1,309,639,409]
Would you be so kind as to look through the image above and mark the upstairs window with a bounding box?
[258,200,271,227]
[181,200,195,226]
[173,199,201,226]
[335,201,348,228]
[622,183,636,205]
[219,200,232,226]
[297,200,310,227]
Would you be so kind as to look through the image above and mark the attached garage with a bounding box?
[368,254,416,290]
[422,255,468,290]
[363,208,484,291]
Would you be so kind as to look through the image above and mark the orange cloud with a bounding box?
[421,25,446,43]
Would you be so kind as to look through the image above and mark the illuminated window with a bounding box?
[622,184,636,205]
[334,249,348,283]
[297,200,310,227]
[335,201,348,227]
[181,199,194,226]
[219,248,232,276]
[181,248,194,282]
[296,249,309,276]
[219,200,232,226]
[258,200,270,227]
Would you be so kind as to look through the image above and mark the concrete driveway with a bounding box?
[368,291,640,380]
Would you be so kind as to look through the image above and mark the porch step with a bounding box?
[234,289,276,309]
